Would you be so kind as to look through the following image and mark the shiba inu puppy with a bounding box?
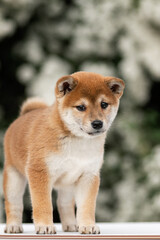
[3,72,125,234]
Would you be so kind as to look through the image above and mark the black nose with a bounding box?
[91,120,103,130]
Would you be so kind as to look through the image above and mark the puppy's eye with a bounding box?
[76,105,86,111]
[101,102,108,109]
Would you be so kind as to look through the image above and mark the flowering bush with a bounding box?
[0,0,160,222]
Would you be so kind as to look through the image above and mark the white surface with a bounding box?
[0,222,160,236]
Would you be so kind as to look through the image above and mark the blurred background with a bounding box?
[0,0,160,224]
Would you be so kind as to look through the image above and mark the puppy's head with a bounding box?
[55,72,125,138]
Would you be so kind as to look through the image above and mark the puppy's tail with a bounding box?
[20,97,49,116]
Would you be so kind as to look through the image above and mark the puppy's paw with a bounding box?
[4,224,23,234]
[63,224,78,232]
[35,225,56,234]
[79,225,100,234]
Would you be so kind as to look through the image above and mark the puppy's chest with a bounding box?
[46,137,104,187]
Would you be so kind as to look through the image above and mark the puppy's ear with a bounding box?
[105,77,125,98]
[55,75,78,97]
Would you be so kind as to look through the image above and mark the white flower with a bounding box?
[16,37,44,64]
[17,64,36,83]
[80,62,115,76]
[0,18,15,39]
[27,57,71,104]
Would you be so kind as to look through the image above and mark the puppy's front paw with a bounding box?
[35,225,56,234]
[79,225,100,234]
[63,224,78,232]
[4,224,23,233]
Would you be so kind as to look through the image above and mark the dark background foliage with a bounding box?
[1,0,160,223]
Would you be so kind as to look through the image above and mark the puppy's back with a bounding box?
[4,98,49,174]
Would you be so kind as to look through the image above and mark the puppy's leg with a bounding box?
[27,167,56,234]
[75,174,100,234]
[57,188,77,232]
[3,166,27,233]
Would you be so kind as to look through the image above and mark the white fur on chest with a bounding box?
[46,136,105,188]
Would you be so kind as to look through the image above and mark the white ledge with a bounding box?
[1,223,160,239]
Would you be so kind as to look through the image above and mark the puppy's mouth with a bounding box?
[87,130,105,136]
[80,128,105,136]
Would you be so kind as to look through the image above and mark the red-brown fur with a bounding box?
[3,71,125,234]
